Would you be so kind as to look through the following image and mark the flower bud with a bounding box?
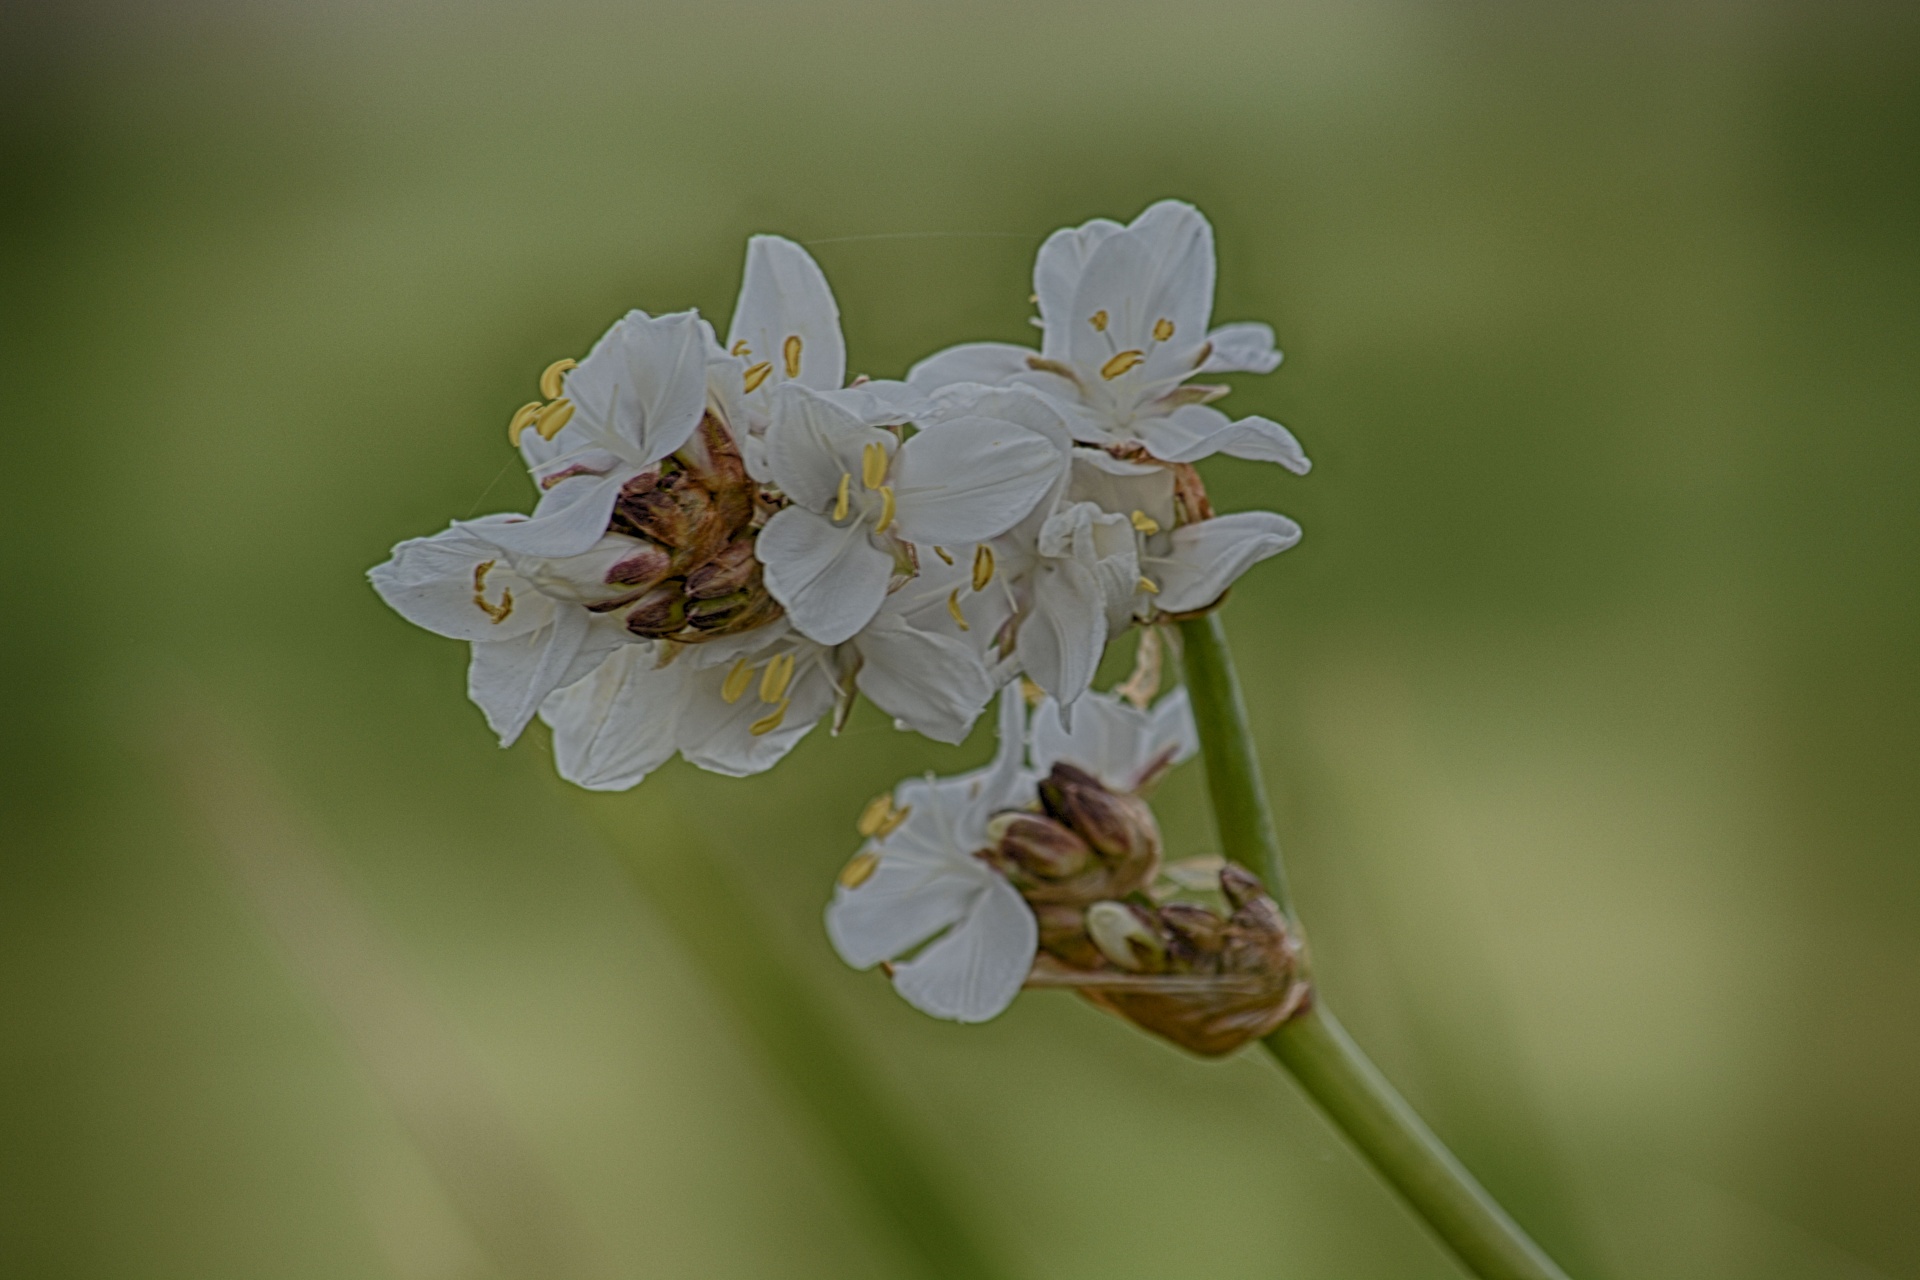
[1035,763,1160,893]
[1086,901,1167,973]
[622,581,688,637]
[684,536,761,600]
[982,812,1092,885]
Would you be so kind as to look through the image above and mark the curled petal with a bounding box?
[1147,511,1302,614]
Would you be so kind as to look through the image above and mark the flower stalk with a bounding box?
[1176,613,1571,1280]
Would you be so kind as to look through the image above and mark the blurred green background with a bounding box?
[4,2,1917,1277]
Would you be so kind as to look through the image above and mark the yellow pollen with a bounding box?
[874,486,897,534]
[838,851,880,889]
[1137,575,1160,594]
[743,361,773,393]
[721,658,754,704]
[1089,309,1109,332]
[749,697,790,737]
[471,560,514,624]
[783,334,803,378]
[730,339,751,357]
[534,398,575,440]
[861,441,888,489]
[933,546,954,565]
[875,804,911,838]
[833,472,852,522]
[1100,350,1146,380]
[506,401,544,446]
[1028,293,1040,304]
[1129,510,1160,535]
[971,544,994,592]
[946,588,970,632]
[1019,676,1045,706]
[856,794,894,837]
[539,358,576,401]
[759,652,795,704]
[1152,318,1175,342]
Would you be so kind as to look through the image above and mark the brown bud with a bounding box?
[622,582,688,637]
[1036,763,1160,894]
[684,536,762,600]
[605,539,674,589]
[982,812,1092,887]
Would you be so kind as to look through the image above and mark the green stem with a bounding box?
[578,795,1013,1280]
[1176,614,1570,1280]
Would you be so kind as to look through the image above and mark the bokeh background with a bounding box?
[5,2,1918,1277]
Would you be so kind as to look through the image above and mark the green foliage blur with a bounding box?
[4,2,1917,1277]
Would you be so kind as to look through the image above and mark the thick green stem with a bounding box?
[1177,614,1570,1280]
[578,795,1013,1280]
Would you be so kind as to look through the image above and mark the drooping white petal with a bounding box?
[1200,322,1282,375]
[1133,404,1310,474]
[466,603,597,746]
[756,506,894,646]
[1015,556,1108,710]
[855,614,995,744]
[541,644,683,791]
[726,235,846,393]
[466,471,631,560]
[1031,687,1197,791]
[1147,511,1303,613]
[368,518,556,642]
[563,309,709,466]
[907,342,1037,393]
[765,383,895,511]
[887,875,1037,1023]
[889,417,1061,546]
[675,648,835,777]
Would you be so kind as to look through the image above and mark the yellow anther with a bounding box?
[730,339,751,357]
[534,398,575,440]
[1152,318,1175,342]
[1137,575,1160,594]
[856,794,895,838]
[759,652,795,704]
[1100,350,1146,380]
[1089,309,1109,332]
[539,358,577,401]
[946,589,970,632]
[721,657,754,704]
[749,697,790,737]
[471,560,514,624]
[743,361,773,393]
[875,804,911,839]
[833,472,852,522]
[783,334,803,378]
[838,850,880,889]
[1019,676,1045,706]
[971,544,995,592]
[933,546,954,565]
[1028,293,1040,304]
[874,486,897,534]
[1129,510,1160,535]
[506,401,544,446]
[861,441,888,489]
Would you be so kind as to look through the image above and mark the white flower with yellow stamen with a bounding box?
[1029,686,1198,794]
[755,382,1062,646]
[825,685,1039,1023]
[907,200,1310,471]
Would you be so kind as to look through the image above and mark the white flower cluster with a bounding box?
[370,200,1306,791]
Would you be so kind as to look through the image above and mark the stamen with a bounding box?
[1100,350,1146,380]
[875,804,910,838]
[971,544,994,592]
[1019,676,1045,706]
[730,339,751,357]
[874,486,897,534]
[946,589,970,632]
[721,658,754,704]
[743,361,773,393]
[471,560,514,624]
[833,472,852,522]
[1089,309,1109,332]
[759,652,795,703]
[783,334,802,378]
[1152,318,1175,342]
[539,358,577,401]
[1137,575,1160,594]
[838,851,880,889]
[506,401,543,446]
[861,441,888,489]
[932,546,954,565]
[1129,510,1160,535]
[534,398,575,440]
[856,794,894,837]
[749,697,790,736]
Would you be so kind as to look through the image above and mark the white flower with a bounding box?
[908,200,1310,471]
[755,382,1062,645]
[825,686,1038,1022]
[992,499,1138,712]
[1030,686,1198,793]
[368,516,626,745]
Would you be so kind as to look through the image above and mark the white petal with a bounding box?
[1212,414,1311,474]
[1148,687,1200,771]
[1065,203,1215,381]
[466,604,595,746]
[1148,511,1302,613]
[542,644,682,790]
[825,849,979,971]
[465,471,630,559]
[368,519,556,642]
[1065,450,1177,533]
[888,875,1037,1023]
[907,342,1038,393]
[756,506,894,646]
[1031,690,1147,787]
[890,417,1061,546]
[726,235,846,393]
[675,652,834,777]
[1200,322,1282,374]
[765,382,895,511]
[855,616,995,744]
[925,383,1076,454]
[564,309,709,465]
[1034,217,1125,360]
[1015,557,1108,709]
[1134,405,1309,474]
